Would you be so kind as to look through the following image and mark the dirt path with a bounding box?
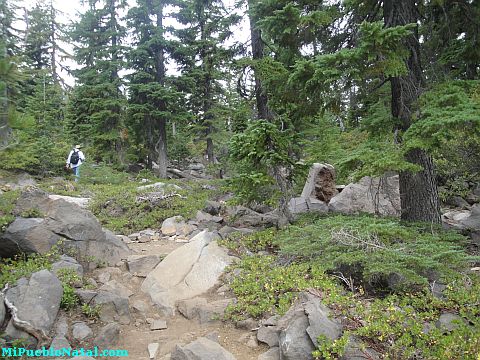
[113,237,266,360]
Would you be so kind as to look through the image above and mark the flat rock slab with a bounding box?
[142,231,233,315]
[127,255,161,277]
[171,337,236,360]
[150,319,168,330]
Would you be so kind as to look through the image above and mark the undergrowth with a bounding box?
[222,213,480,359]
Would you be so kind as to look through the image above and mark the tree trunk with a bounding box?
[0,39,11,148]
[384,0,441,223]
[153,0,167,178]
[248,0,273,121]
[248,0,292,224]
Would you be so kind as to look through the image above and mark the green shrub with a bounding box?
[225,255,346,320]
[0,252,57,289]
[0,189,19,232]
[81,303,101,319]
[275,214,476,293]
[88,179,216,233]
[56,268,81,310]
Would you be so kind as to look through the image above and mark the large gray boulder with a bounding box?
[278,293,342,360]
[142,231,233,315]
[0,295,5,326]
[329,175,400,217]
[0,189,130,265]
[171,337,236,360]
[226,206,279,228]
[4,270,63,345]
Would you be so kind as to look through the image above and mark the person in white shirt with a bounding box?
[66,145,86,182]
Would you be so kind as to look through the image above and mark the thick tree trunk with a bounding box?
[384,0,441,223]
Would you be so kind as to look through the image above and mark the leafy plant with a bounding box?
[56,268,81,310]
[81,303,101,319]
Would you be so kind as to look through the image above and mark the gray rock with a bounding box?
[52,255,84,277]
[132,300,149,315]
[205,331,220,343]
[171,337,236,360]
[196,210,223,223]
[0,217,61,258]
[151,319,168,330]
[148,343,160,359]
[177,297,208,320]
[75,289,98,304]
[196,299,231,324]
[138,235,151,243]
[278,308,314,360]
[460,204,480,230]
[5,270,63,344]
[50,335,70,350]
[435,313,465,332]
[203,201,221,216]
[303,293,342,346]
[127,255,161,277]
[288,197,309,215]
[99,280,134,298]
[54,315,69,337]
[94,323,120,349]
[72,322,93,341]
[1,190,130,264]
[339,336,380,360]
[258,347,280,360]
[93,291,131,325]
[98,272,111,284]
[235,318,258,331]
[447,196,471,209]
[257,326,280,347]
[48,195,90,208]
[188,163,205,171]
[142,231,233,315]
[329,175,400,217]
[161,216,186,236]
[0,296,5,326]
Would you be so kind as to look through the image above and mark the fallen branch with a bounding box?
[136,192,186,205]
[1,284,51,349]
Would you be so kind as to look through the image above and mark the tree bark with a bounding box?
[153,0,167,178]
[248,0,273,121]
[384,0,441,223]
[0,36,11,148]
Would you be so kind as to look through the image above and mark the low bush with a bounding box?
[275,214,476,293]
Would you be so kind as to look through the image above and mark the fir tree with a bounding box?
[69,0,127,163]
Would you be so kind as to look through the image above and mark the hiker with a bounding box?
[66,145,85,182]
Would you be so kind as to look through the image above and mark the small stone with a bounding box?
[129,232,141,240]
[132,300,149,315]
[205,331,220,343]
[148,342,160,359]
[138,235,151,243]
[246,335,258,348]
[86,277,98,287]
[98,272,111,284]
[146,317,155,324]
[72,322,93,341]
[151,319,167,330]
[141,229,156,236]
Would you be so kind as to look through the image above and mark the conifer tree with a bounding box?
[126,0,182,177]
[69,0,127,163]
[175,0,240,163]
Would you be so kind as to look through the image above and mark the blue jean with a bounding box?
[72,165,81,182]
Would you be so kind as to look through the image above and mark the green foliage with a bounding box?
[56,268,81,310]
[0,189,19,231]
[81,303,101,319]
[276,214,475,292]
[226,255,345,320]
[219,228,277,255]
[228,120,293,204]
[0,252,57,289]
[88,179,216,233]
